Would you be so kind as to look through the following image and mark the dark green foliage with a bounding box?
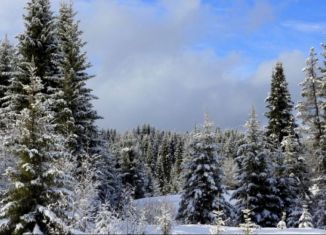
[118,133,145,199]
[265,62,297,144]
[232,109,281,227]
[11,0,60,112]
[277,135,310,227]
[57,2,100,154]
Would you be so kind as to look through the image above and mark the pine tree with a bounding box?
[118,133,145,199]
[313,135,326,229]
[209,210,225,235]
[11,0,60,113]
[232,108,281,227]
[57,2,100,154]
[156,205,173,235]
[93,133,121,205]
[0,36,17,205]
[296,48,323,148]
[170,138,184,193]
[0,36,16,111]
[299,204,314,228]
[239,208,258,235]
[93,203,121,234]
[313,40,326,229]
[277,212,287,229]
[0,62,70,234]
[279,135,310,227]
[177,114,231,224]
[68,154,100,233]
[265,62,297,144]
[156,135,173,194]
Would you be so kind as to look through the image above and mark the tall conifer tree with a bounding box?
[297,48,323,148]
[232,108,281,227]
[313,42,326,229]
[0,36,16,110]
[9,0,60,113]
[0,62,70,235]
[177,114,231,224]
[265,62,297,144]
[57,2,100,154]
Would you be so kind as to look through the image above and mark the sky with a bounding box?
[0,0,326,132]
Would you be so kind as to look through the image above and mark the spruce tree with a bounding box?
[118,133,145,199]
[0,37,17,204]
[232,108,281,227]
[299,205,314,228]
[296,48,323,148]
[57,2,100,154]
[0,36,16,110]
[177,114,231,224]
[57,2,117,206]
[156,135,173,194]
[0,62,70,234]
[312,40,326,229]
[10,0,60,113]
[265,62,297,144]
[279,135,309,227]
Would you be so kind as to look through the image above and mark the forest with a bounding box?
[0,0,325,234]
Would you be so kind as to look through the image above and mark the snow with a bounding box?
[134,194,181,211]
[33,224,44,235]
[0,219,9,228]
[145,225,326,234]
[135,193,326,235]
[134,192,237,213]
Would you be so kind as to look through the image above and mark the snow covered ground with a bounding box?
[145,225,326,234]
[134,193,326,235]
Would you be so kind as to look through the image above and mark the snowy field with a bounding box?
[146,225,326,234]
[134,194,326,235]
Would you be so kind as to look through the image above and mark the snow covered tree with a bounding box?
[118,133,146,199]
[11,0,61,113]
[57,2,100,154]
[277,134,310,227]
[313,40,326,229]
[169,138,184,193]
[209,207,226,235]
[0,36,17,205]
[156,135,173,194]
[312,136,326,229]
[0,62,70,234]
[156,205,173,235]
[0,36,16,111]
[117,188,147,234]
[92,134,120,205]
[313,184,326,229]
[57,2,117,209]
[67,155,99,233]
[296,48,323,148]
[232,108,281,227]
[93,203,122,235]
[299,205,314,228]
[277,212,287,229]
[265,62,297,144]
[239,208,258,235]
[177,114,231,224]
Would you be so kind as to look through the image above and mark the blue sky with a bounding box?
[0,0,326,131]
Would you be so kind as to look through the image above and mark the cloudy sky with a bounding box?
[1,0,326,132]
